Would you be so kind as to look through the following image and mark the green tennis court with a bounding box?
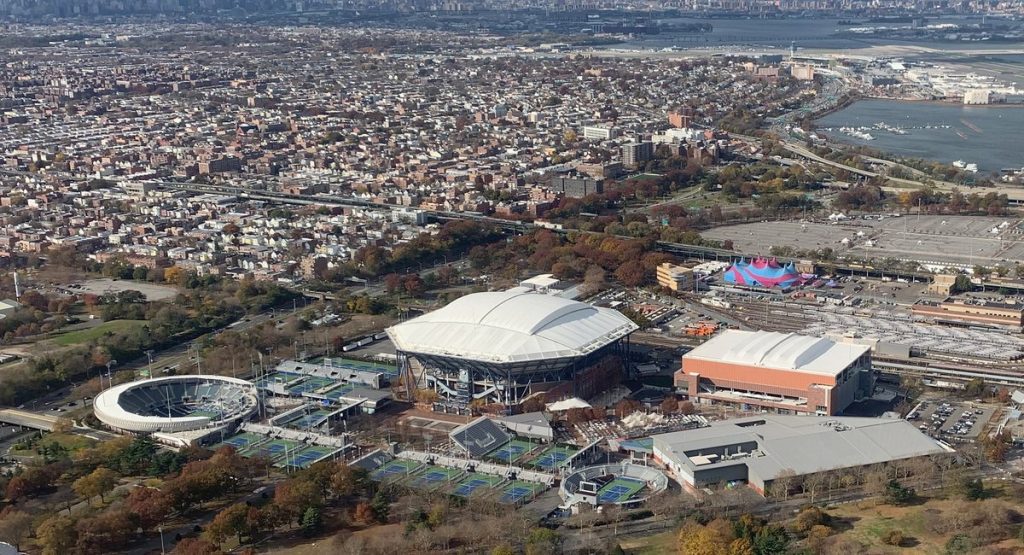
[407,466,464,491]
[498,480,546,504]
[486,439,535,464]
[450,473,504,498]
[527,445,577,471]
[596,477,645,504]
[370,459,421,482]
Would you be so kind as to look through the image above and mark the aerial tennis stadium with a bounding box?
[93,375,259,437]
[387,291,638,411]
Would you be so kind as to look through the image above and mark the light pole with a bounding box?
[105,359,117,389]
[158,525,165,554]
[145,349,154,379]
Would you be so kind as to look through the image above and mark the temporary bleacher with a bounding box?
[449,417,511,458]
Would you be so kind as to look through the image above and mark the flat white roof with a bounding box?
[654,415,948,482]
[684,330,869,377]
[387,291,638,364]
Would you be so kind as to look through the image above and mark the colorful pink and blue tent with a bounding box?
[723,258,804,288]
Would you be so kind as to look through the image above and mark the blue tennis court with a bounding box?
[370,459,420,481]
[597,477,646,504]
[216,432,263,450]
[527,445,577,471]
[240,438,303,460]
[286,376,337,395]
[450,473,503,498]
[486,439,534,464]
[279,445,334,469]
[498,480,545,504]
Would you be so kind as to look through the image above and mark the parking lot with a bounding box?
[701,215,1024,268]
[907,400,995,441]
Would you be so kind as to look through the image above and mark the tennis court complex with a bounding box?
[370,459,422,482]
[255,371,305,388]
[240,438,303,461]
[279,445,337,469]
[407,466,464,491]
[450,473,505,498]
[286,375,337,395]
[498,480,546,505]
[527,445,577,471]
[596,477,646,504]
[279,407,334,430]
[214,432,264,451]
[486,439,535,464]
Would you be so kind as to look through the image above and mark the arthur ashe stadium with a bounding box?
[93,375,259,438]
[387,291,638,412]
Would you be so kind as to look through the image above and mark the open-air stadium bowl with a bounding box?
[93,375,259,433]
[560,463,669,506]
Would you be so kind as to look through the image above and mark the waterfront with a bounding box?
[816,99,1024,173]
[612,15,993,50]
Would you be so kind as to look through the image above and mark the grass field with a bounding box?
[53,320,147,346]
[11,431,97,457]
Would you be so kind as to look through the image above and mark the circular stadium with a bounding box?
[559,463,669,506]
[93,375,259,434]
[386,291,638,411]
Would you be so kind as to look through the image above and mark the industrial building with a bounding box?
[911,298,1024,329]
[652,415,948,495]
[387,291,638,413]
[674,330,874,416]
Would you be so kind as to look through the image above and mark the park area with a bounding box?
[52,319,146,346]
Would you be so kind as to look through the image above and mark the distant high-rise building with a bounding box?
[582,125,618,141]
[622,141,653,168]
[550,175,604,198]
[668,110,691,129]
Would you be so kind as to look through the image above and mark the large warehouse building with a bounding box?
[652,415,949,495]
[674,330,873,416]
[387,291,638,413]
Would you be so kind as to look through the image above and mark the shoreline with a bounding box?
[858,96,1024,109]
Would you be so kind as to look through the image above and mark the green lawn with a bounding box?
[53,320,146,345]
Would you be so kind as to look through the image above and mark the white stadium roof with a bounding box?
[386,291,638,364]
[683,330,869,377]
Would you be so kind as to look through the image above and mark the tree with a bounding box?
[963,377,987,398]
[945,533,973,554]
[882,529,904,546]
[525,527,561,555]
[172,537,224,555]
[678,400,696,415]
[353,502,376,525]
[206,503,249,545]
[0,509,33,550]
[73,466,119,504]
[301,507,322,536]
[676,520,728,555]
[959,477,986,500]
[36,515,78,555]
[126,486,171,529]
[884,479,915,505]
[752,525,788,555]
[660,397,678,414]
[792,506,830,535]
